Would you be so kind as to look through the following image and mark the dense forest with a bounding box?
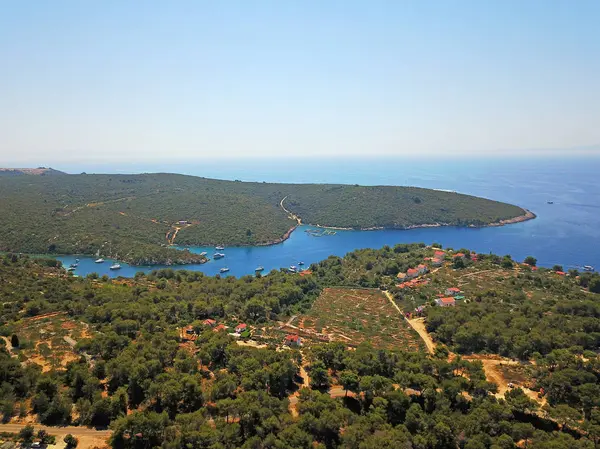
[0,245,599,448]
[0,173,529,264]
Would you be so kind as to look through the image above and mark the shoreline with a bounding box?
[21,209,536,266]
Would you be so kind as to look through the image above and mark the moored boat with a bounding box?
[109,264,121,270]
[213,253,225,259]
[220,267,230,273]
[216,246,225,250]
[298,261,304,266]
[289,265,297,272]
[583,265,595,272]
[95,258,104,263]
[200,251,207,256]
[255,266,264,272]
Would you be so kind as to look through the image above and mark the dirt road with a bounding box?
[0,423,110,448]
[407,317,436,354]
[280,196,302,225]
[382,291,435,354]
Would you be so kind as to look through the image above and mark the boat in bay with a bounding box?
[220,267,230,273]
[95,258,104,263]
[109,264,121,270]
[213,253,225,259]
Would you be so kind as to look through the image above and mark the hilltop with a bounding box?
[0,167,65,176]
[0,173,533,264]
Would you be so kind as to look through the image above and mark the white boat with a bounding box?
[215,246,225,250]
[75,258,80,263]
[67,267,76,272]
[213,253,225,259]
[289,265,297,272]
[69,263,78,268]
[200,251,207,256]
[298,261,304,266]
[255,266,264,272]
[109,264,121,270]
[220,267,230,273]
[95,258,104,263]
[583,265,595,272]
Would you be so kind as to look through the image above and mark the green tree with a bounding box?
[64,434,79,448]
[524,256,537,266]
[19,424,34,443]
[552,265,563,272]
[10,334,19,348]
[339,370,359,397]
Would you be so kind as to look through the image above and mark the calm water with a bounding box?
[57,157,600,278]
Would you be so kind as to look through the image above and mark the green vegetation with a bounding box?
[0,173,529,264]
[0,244,598,448]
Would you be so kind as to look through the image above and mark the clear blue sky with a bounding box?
[1,0,599,164]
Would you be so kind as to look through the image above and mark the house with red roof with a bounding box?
[453,253,466,260]
[417,264,429,275]
[555,271,565,276]
[435,297,456,307]
[284,334,302,347]
[203,319,216,327]
[432,257,444,267]
[406,268,419,279]
[445,287,461,296]
[235,323,247,334]
[213,324,227,332]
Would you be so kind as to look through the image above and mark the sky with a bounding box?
[1,0,599,164]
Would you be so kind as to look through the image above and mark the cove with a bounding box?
[56,156,600,278]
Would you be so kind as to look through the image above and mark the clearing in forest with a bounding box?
[10,315,91,372]
[293,287,425,351]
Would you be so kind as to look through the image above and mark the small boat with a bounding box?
[200,251,207,256]
[255,266,264,272]
[547,201,554,204]
[215,246,225,250]
[75,258,80,263]
[583,265,595,272]
[95,258,104,263]
[213,253,225,259]
[69,263,78,268]
[67,267,76,272]
[220,267,230,273]
[109,264,121,270]
[289,265,297,272]
[298,261,304,266]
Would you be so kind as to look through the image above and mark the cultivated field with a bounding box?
[292,287,425,351]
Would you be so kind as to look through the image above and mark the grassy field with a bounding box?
[292,287,425,351]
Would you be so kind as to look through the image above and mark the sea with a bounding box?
[56,156,600,278]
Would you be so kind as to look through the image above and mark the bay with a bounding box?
[57,156,600,278]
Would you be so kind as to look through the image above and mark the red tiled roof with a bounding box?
[555,271,565,275]
[447,287,461,292]
[439,297,456,305]
[213,324,227,332]
[434,251,445,256]
[285,334,301,342]
[236,323,247,330]
[454,253,465,257]
[407,268,418,276]
[203,319,216,325]
[418,264,427,269]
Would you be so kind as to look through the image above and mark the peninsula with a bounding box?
[0,172,533,265]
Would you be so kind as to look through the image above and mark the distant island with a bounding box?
[0,171,534,265]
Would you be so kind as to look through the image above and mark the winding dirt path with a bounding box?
[280,196,302,225]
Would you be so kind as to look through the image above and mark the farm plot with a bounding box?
[295,288,425,351]
[11,313,91,372]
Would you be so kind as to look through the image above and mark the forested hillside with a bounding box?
[0,247,599,448]
[0,173,529,264]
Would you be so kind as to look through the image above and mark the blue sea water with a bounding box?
[57,156,600,278]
